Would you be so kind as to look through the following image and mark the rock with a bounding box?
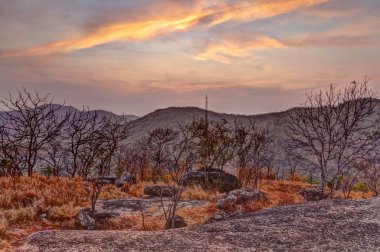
[229,188,269,204]
[216,195,237,210]
[143,185,177,197]
[75,210,95,230]
[217,188,269,212]
[301,188,327,201]
[180,170,240,193]
[115,172,136,187]
[206,210,245,223]
[89,176,117,186]
[18,198,380,251]
[165,215,187,229]
[38,213,47,219]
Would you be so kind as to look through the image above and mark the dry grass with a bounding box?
[181,186,224,201]
[261,180,311,207]
[0,175,374,251]
[0,175,91,249]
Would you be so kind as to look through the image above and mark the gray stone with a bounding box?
[165,215,187,229]
[115,172,136,187]
[143,185,177,197]
[217,188,269,211]
[75,210,95,230]
[301,188,327,201]
[180,169,240,193]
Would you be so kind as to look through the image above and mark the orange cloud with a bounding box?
[0,0,326,57]
[195,37,285,63]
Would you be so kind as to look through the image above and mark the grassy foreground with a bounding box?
[0,176,371,251]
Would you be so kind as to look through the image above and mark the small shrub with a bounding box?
[48,203,81,221]
[352,182,369,193]
[0,215,8,236]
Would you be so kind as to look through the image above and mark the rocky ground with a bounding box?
[18,198,380,252]
[96,197,208,217]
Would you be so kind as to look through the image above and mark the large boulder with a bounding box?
[115,172,136,187]
[75,210,95,230]
[217,188,269,212]
[165,215,187,229]
[143,185,177,197]
[301,188,327,201]
[180,169,240,193]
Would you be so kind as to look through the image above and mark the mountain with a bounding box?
[130,106,289,142]
[0,105,139,123]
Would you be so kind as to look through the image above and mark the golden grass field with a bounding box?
[0,175,372,251]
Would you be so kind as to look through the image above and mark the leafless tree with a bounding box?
[0,124,23,177]
[234,120,274,188]
[64,108,100,177]
[0,89,70,176]
[40,138,67,177]
[168,124,197,182]
[286,79,378,192]
[188,118,235,172]
[145,127,177,181]
[86,115,133,217]
[361,161,380,197]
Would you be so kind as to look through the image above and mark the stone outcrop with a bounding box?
[18,198,380,251]
[217,188,269,212]
[301,188,328,201]
[75,210,95,230]
[143,185,177,197]
[180,169,240,193]
[115,172,136,187]
[165,215,187,229]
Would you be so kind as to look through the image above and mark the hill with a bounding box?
[130,106,288,142]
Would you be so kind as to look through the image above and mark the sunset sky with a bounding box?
[0,0,379,116]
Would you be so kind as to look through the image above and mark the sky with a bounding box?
[0,0,379,116]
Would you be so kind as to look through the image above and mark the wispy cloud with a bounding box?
[195,36,284,63]
[0,0,326,57]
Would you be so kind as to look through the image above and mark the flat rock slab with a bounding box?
[96,197,208,217]
[18,198,380,252]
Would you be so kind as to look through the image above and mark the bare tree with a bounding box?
[86,115,132,218]
[234,120,274,188]
[168,124,197,181]
[188,118,235,172]
[286,79,378,192]
[0,89,69,176]
[145,127,177,181]
[0,124,23,177]
[361,161,380,197]
[64,108,100,177]
[40,138,67,177]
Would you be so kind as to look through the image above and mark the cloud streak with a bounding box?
[0,0,326,57]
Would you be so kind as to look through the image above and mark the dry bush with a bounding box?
[261,180,309,207]
[99,184,129,199]
[0,239,11,252]
[0,215,8,236]
[177,203,218,225]
[0,207,36,224]
[181,186,224,201]
[333,191,371,200]
[242,199,270,212]
[0,175,90,249]
[48,203,81,221]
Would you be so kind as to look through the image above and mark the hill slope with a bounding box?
[130,106,288,141]
[18,198,380,251]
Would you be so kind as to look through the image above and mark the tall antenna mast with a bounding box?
[205,94,208,128]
